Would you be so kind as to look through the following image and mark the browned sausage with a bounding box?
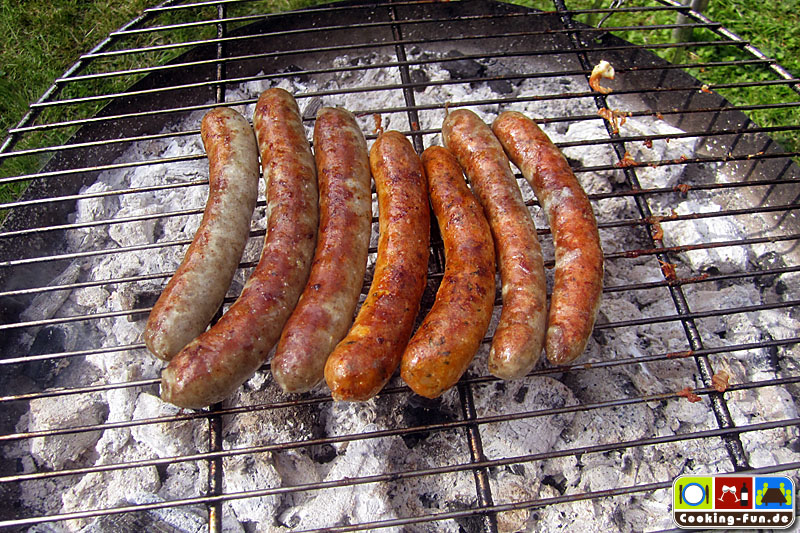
[160,89,319,408]
[492,110,603,365]
[144,107,260,361]
[400,146,495,398]
[442,109,547,379]
[270,107,372,393]
[324,131,430,401]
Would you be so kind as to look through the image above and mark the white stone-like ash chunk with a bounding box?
[27,393,107,471]
[223,453,283,526]
[277,430,401,532]
[73,286,110,310]
[130,392,199,458]
[107,205,159,247]
[660,200,749,273]
[157,461,205,504]
[475,378,578,461]
[559,120,624,197]
[61,466,161,531]
[621,118,701,190]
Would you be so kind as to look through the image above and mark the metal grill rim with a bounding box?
[0,0,799,531]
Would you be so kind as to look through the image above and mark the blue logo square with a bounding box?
[754,476,794,510]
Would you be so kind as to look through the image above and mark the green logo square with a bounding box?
[674,475,714,510]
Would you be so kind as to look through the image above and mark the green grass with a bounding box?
[568,0,800,153]
[688,0,800,153]
[1,0,798,205]
[0,1,158,192]
[0,0,320,206]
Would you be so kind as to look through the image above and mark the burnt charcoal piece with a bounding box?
[23,326,67,385]
[282,63,310,83]
[302,96,323,120]
[754,251,785,289]
[83,510,188,532]
[129,289,160,322]
[409,68,430,92]
[311,443,337,464]
[400,395,457,448]
[513,385,528,404]
[450,499,486,533]
[441,50,485,80]
[541,474,568,495]
[487,79,514,94]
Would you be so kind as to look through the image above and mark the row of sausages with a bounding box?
[143,88,604,409]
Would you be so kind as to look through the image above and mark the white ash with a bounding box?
[5,48,800,533]
[25,393,107,472]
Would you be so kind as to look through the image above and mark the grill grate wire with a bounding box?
[555,0,751,470]
[0,0,799,531]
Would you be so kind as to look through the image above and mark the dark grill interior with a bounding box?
[1,1,799,531]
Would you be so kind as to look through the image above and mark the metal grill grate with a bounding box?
[1,1,799,531]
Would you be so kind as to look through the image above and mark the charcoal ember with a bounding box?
[281,63,310,82]
[493,471,542,532]
[223,453,282,526]
[130,393,198,458]
[302,96,323,120]
[23,326,67,385]
[61,466,161,531]
[441,50,485,80]
[310,443,337,463]
[754,251,785,289]
[477,377,578,460]
[660,201,749,274]
[487,79,514,94]
[276,433,401,531]
[76,510,186,533]
[409,68,430,92]
[19,260,82,325]
[127,288,160,322]
[450,500,487,533]
[400,395,458,448]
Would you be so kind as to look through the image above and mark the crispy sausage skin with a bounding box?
[492,111,603,365]
[160,89,319,408]
[324,131,430,401]
[144,107,260,361]
[270,107,373,393]
[442,109,547,380]
[400,146,495,398]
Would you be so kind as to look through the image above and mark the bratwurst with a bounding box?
[442,109,547,379]
[271,106,372,394]
[324,131,430,401]
[161,89,319,408]
[400,146,495,398]
[492,111,603,365]
[144,106,260,362]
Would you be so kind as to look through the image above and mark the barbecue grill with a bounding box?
[1,0,799,531]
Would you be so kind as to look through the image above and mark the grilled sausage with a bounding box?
[442,109,547,380]
[144,107,260,361]
[400,146,495,398]
[324,131,430,401]
[270,107,372,394]
[160,89,318,408]
[492,110,603,365]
